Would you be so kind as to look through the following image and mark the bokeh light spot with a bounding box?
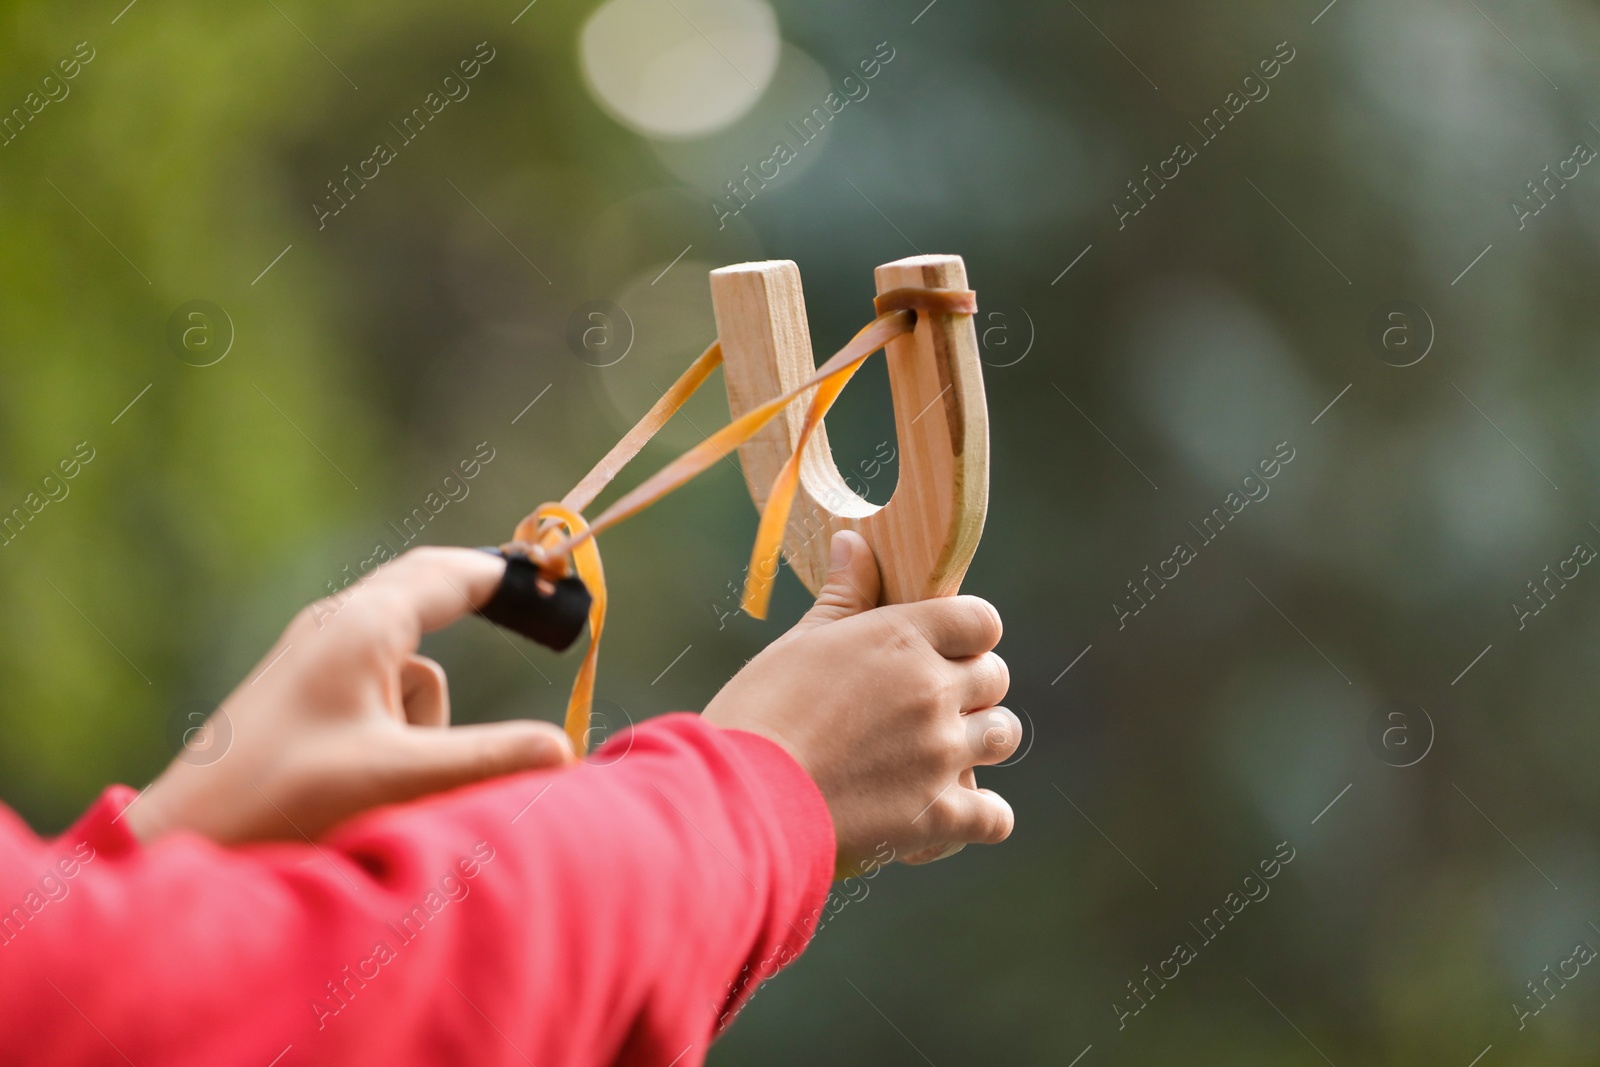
[580,0,780,140]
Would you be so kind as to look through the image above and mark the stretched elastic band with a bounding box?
[500,285,975,754]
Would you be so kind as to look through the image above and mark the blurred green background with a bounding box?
[4,0,1600,1062]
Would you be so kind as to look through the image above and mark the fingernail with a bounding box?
[830,531,853,570]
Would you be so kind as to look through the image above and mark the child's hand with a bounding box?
[125,548,575,845]
[704,531,1018,875]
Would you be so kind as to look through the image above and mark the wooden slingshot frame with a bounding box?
[496,253,989,754]
[711,254,989,604]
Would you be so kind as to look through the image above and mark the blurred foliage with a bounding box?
[3,0,1600,1062]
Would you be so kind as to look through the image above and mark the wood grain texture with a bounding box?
[710,255,988,604]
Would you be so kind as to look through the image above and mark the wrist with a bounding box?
[712,721,839,878]
[708,721,867,880]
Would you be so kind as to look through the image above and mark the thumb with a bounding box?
[388,719,575,800]
[795,530,881,632]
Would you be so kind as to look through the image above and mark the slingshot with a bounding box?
[487,254,989,754]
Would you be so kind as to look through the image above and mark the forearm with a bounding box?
[0,714,833,1066]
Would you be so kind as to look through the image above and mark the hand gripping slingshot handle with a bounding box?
[710,254,989,603]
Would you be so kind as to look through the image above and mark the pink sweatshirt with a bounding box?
[0,714,835,1065]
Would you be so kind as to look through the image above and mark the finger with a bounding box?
[963,706,1021,766]
[400,655,450,727]
[899,841,966,865]
[328,547,508,647]
[932,842,967,862]
[889,595,1003,659]
[794,531,881,633]
[389,720,575,799]
[953,652,1009,712]
[929,784,1015,849]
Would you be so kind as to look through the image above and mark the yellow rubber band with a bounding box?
[510,287,975,753]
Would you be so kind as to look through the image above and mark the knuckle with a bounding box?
[975,652,1010,701]
[517,724,565,765]
[449,749,497,788]
[881,616,923,657]
[937,718,968,761]
[896,602,948,650]
[910,716,956,767]
[397,545,445,569]
[990,653,1011,695]
[377,546,436,587]
[451,734,513,784]
[361,586,412,629]
[919,667,958,713]
[289,602,329,638]
[313,592,407,661]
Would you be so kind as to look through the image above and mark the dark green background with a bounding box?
[2,0,1597,1062]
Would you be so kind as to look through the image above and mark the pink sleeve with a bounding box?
[0,713,835,1066]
